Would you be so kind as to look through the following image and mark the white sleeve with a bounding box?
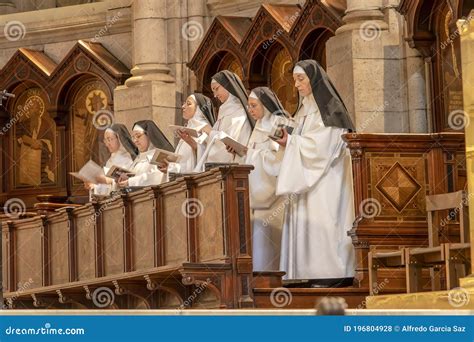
[276,114,346,195]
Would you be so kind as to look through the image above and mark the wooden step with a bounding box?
[253,287,373,309]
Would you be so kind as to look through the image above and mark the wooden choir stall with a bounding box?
[2,166,257,309]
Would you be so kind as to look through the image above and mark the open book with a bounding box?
[70,160,105,184]
[169,124,203,138]
[150,148,182,165]
[106,165,135,181]
[219,133,247,157]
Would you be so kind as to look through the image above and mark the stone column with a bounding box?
[326,0,420,133]
[167,0,210,106]
[405,46,428,133]
[114,0,177,141]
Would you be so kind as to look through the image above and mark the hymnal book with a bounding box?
[69,160,105,184]
[150,148,182,165]
[269,117,297,140]
[218,133,247,157]
[106,165,135,181]
[169,124,203,138]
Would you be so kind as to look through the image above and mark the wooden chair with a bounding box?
[369,190,471,295]
[368,246,407,295]
[405,190,470,293]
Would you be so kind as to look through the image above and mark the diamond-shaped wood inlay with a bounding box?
[375,162,422,213]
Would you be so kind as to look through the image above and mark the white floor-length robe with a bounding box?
[127,148,165,187]
[276,94,356,280]
[194,94,251,171]
[245,113,285,272]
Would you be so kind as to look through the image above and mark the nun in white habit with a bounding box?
[118,120,174,187]
[194,70,254,171]
[274,60,356,284]
[243,87,288,272]
[85,123,137,196]
[167,94,215,173]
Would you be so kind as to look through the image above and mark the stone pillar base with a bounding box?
[114,81,178,144]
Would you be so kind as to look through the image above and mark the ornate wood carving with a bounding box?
[188,0,343,108]
[0,40,130,207]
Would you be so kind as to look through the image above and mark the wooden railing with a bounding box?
[2,165,254,309]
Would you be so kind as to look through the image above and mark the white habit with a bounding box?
[93,149,134,196]
[194,94,251,171]
[276,94,356,280]
[172,107,209,173]
[245,111,285,272]
[127,148,165,187]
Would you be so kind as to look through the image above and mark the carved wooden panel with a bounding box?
[162,191,188,266]
[69,79,112,180]
[271,48,298,114]
[0,41,130,206]
[75,207,97,281]
[196,181,225,262]
[367,153,427,220]
[11,87,57,189]
[130,194,156,270]
[48,215,70,285]
[14,220,44,291]
[101,204,126,276]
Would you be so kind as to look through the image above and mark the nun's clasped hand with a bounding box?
[275,127,288,147]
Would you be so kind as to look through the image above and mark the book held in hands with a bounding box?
[106,165,135,181]
[69,160,105,184]
[150,148,182,165]
[169,124,203,138]
[218,133,247,157]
